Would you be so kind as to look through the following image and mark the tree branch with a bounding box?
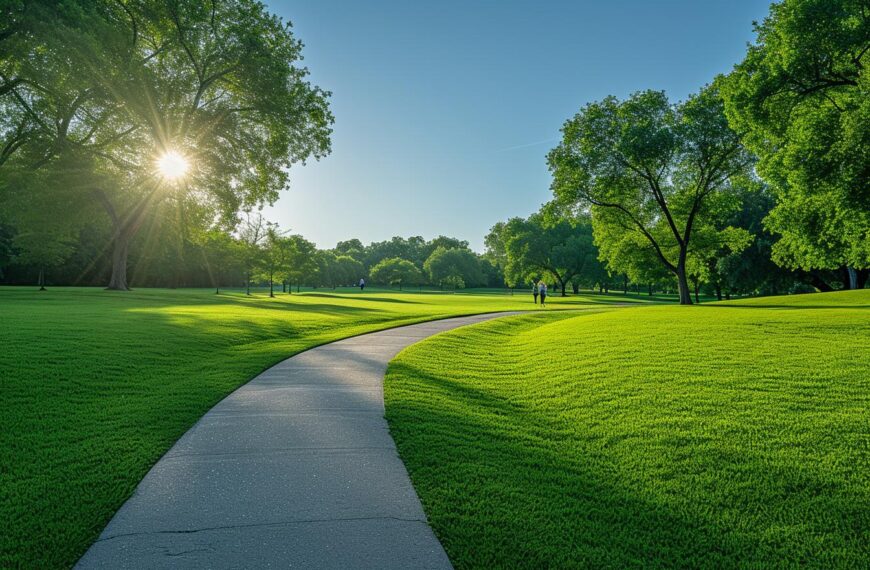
[585,193,678,273]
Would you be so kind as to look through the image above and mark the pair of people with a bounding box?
[532,280,547,306]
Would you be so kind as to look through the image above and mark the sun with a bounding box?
[156,150,189,180]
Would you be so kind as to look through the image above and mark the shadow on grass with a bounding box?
[128,296,391,318]
[386,360,863,567]
[301,292,423,304]
[698,304,870,310]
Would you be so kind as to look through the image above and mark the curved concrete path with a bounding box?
[77,312,520,569]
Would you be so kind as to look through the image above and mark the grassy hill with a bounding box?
[0,286,627,569]
[385,290,870,569]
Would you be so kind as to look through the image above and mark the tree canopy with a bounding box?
[721,0,869,276]
[548,86,754,304]
[424,246,483,289]
[369,257,423,289]
[486,211,598,295]
[0,0,333,290]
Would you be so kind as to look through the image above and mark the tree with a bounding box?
[284,235,317,292]
[238,212,266,295]
[478,256,505,288]
[424,246,483,290]
[10,230,75,291]
[370,257,422,290]
[713,187,821,297]
[260,224,292,298]
[722,0,869,283]
[333,255,364,287]
[484,221,508,271]
[0,153,84,289]
[334,238,365,263]
[0,223,13,280]
[199,229,244,294]
[591,219,666,292]
[548,86,753,304]
[1,1,333,291]
[314,251,362,289]
[487,212,597,296]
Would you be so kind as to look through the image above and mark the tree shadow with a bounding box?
[301,292,423,304]
[385,361,866,567]
[128,296,391,318]
[698,304,869,310]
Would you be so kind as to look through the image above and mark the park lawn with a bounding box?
[385,289,870,569]
[0,286,642,569]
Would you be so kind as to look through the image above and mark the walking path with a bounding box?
[77,312,521,569]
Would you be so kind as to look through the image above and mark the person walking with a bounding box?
[359,278,365,291]
[532,280,539,304]
[539,281,547,307]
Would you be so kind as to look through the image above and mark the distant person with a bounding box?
[532,281,539,304]
[539,281,547,306]
[359,278,365,291]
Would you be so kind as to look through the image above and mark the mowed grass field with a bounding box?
[385,290,870,569]
[0,286,640,569]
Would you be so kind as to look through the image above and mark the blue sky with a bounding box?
[264,0,771,251]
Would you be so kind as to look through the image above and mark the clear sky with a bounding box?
[263,0,772,251]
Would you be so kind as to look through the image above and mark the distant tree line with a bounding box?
[0,204,504,291]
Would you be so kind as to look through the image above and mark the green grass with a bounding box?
[385,290,870,569]
[0,286,639,569]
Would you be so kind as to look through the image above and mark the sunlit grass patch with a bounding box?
[385,290,870,569]
[0,286,627,568]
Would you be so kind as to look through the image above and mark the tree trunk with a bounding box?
[802,271,833,292]
[282,281,286,293]
[693,281,700,304]
[571,281,579,294]
[622,274,628,295]
[296,284,300,293]
[269,273,274,298]
[106,233,131,290]
[676,256,692,305]
[648,283,653,296]
[559,277,567,297]
[246,271,251,295]
[38,267,46,291]
[857,269,869,289]
[97,186,164,291]
[846,267,858,290]
[715,285,722,301]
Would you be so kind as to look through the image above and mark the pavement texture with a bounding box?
[76,312,520,569]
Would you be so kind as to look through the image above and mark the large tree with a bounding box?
[548,86,753,304]
[1,0,332,290]
[424,246,483,289]
[284,234,317,292]
[198,228,244,294]
[487,212,596,296]
[369,257,422,290]
[722,0,869,285]
[260,224,292,298]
